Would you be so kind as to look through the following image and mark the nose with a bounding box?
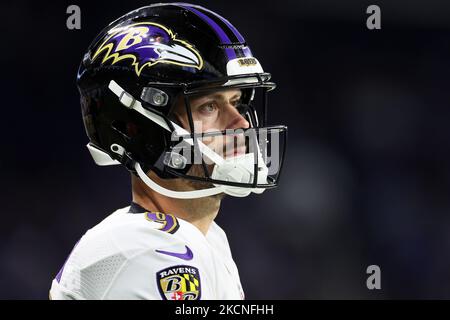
[224,104,250,130]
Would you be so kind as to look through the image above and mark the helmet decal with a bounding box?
[92,22,204,76]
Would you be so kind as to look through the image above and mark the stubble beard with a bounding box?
[165,163,226,218]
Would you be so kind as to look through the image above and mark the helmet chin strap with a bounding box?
[135,162,228,199]
[106,80,267,199]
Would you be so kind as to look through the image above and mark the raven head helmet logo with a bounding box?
[92,22,203,76]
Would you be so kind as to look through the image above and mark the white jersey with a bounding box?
[49,203,244,300]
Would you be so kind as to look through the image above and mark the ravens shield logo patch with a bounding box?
[157,265,201,300]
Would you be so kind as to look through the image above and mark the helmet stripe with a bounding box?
[184,5,253,58]
[196,6,246,44]
[174,4,237,60]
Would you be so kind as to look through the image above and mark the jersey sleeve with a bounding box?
[49,226,129,300]
[50,211,203,300]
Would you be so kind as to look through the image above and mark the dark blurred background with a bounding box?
[1,0,450,299]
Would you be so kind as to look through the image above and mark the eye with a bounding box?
[198,103,218,115]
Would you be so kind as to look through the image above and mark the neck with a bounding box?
[131,173,222,235]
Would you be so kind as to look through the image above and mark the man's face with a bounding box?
[170,88,250,160]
